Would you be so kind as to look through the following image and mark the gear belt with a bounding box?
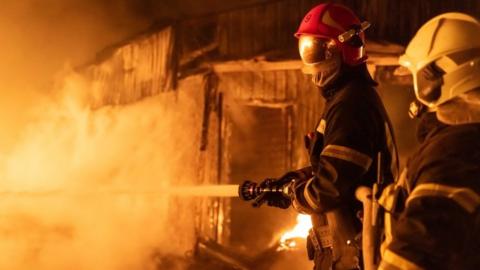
[309,225,333,252]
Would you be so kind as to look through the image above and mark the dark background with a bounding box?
[132,0,480,45]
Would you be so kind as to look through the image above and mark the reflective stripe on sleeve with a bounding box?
[303,174,340,212]
[316,119,326,134]
[321,144,372,171]
[406,183,480,213]
[378,249,424,270]
[303,179,321,211]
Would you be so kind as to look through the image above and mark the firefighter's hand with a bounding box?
[253,168,312,209]
[254,178,292,209]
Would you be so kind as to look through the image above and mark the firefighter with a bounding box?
[260,3,398,270]
[378,13,480,270]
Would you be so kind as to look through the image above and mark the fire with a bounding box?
[279,214,313,249]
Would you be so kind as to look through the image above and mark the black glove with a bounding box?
[252,168,313,209]
[253,178,292,209]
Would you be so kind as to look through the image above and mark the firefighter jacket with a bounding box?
[379,114,480,270]
[292,64,397,270]
[295,64,397,217]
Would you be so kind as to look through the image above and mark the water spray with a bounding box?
[0,174,302,201]
[0,185,241,198]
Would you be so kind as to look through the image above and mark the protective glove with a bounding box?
[253,178,292,209]
[254,168,312,209]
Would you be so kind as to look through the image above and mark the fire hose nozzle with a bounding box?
[238,180,258,201]
[238,180,291,207]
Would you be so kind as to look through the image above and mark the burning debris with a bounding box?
[190,214,313,270]
[278,214,312,251]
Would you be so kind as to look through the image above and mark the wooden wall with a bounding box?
[342,0,480,45]
[85,26,176,107]
[179,0,480,63]
[82,0,480,107]
[216,0,317,59]
[82,0,480,108]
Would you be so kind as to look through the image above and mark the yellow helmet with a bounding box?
[400,13,480,109]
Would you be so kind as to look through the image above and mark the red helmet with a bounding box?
[295,3,369,66]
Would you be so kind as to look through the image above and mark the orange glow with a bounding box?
[279,214,313,249]
[0,69,204,270]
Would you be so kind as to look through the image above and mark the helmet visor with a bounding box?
[413,63,444,105]
[299,36,338,64]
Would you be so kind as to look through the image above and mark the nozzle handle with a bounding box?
[252,193,267,208]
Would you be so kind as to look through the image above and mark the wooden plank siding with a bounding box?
[81,0,480,109]
[216,0,317,59]
[79,0,419,110]
[193,0,480,60]
[216,67,319,104]
[85,26,176,107]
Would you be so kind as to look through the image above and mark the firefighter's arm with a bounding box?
[379,182,480,270]
[293,101,379,213]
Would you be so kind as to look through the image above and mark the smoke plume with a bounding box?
[0,1,202,269]
[0,0,150,151]
[0,68,202,269]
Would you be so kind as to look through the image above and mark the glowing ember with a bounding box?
[279,214,313,249]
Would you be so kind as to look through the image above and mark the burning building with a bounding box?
[2,0,480,270]
[69,1,407,269]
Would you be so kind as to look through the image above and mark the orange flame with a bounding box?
[279,214,313,249]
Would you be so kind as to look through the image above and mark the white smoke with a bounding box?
[0,70,202,270]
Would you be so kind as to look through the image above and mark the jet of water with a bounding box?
[0,184,241,198]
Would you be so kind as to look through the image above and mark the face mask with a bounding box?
[310,58,341,87]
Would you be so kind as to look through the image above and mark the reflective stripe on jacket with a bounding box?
[380,120,480,269]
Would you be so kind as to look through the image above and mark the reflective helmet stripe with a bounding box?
[321,9,346,32]
[406,183,480,213]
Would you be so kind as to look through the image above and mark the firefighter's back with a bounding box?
[382,122,480,269]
